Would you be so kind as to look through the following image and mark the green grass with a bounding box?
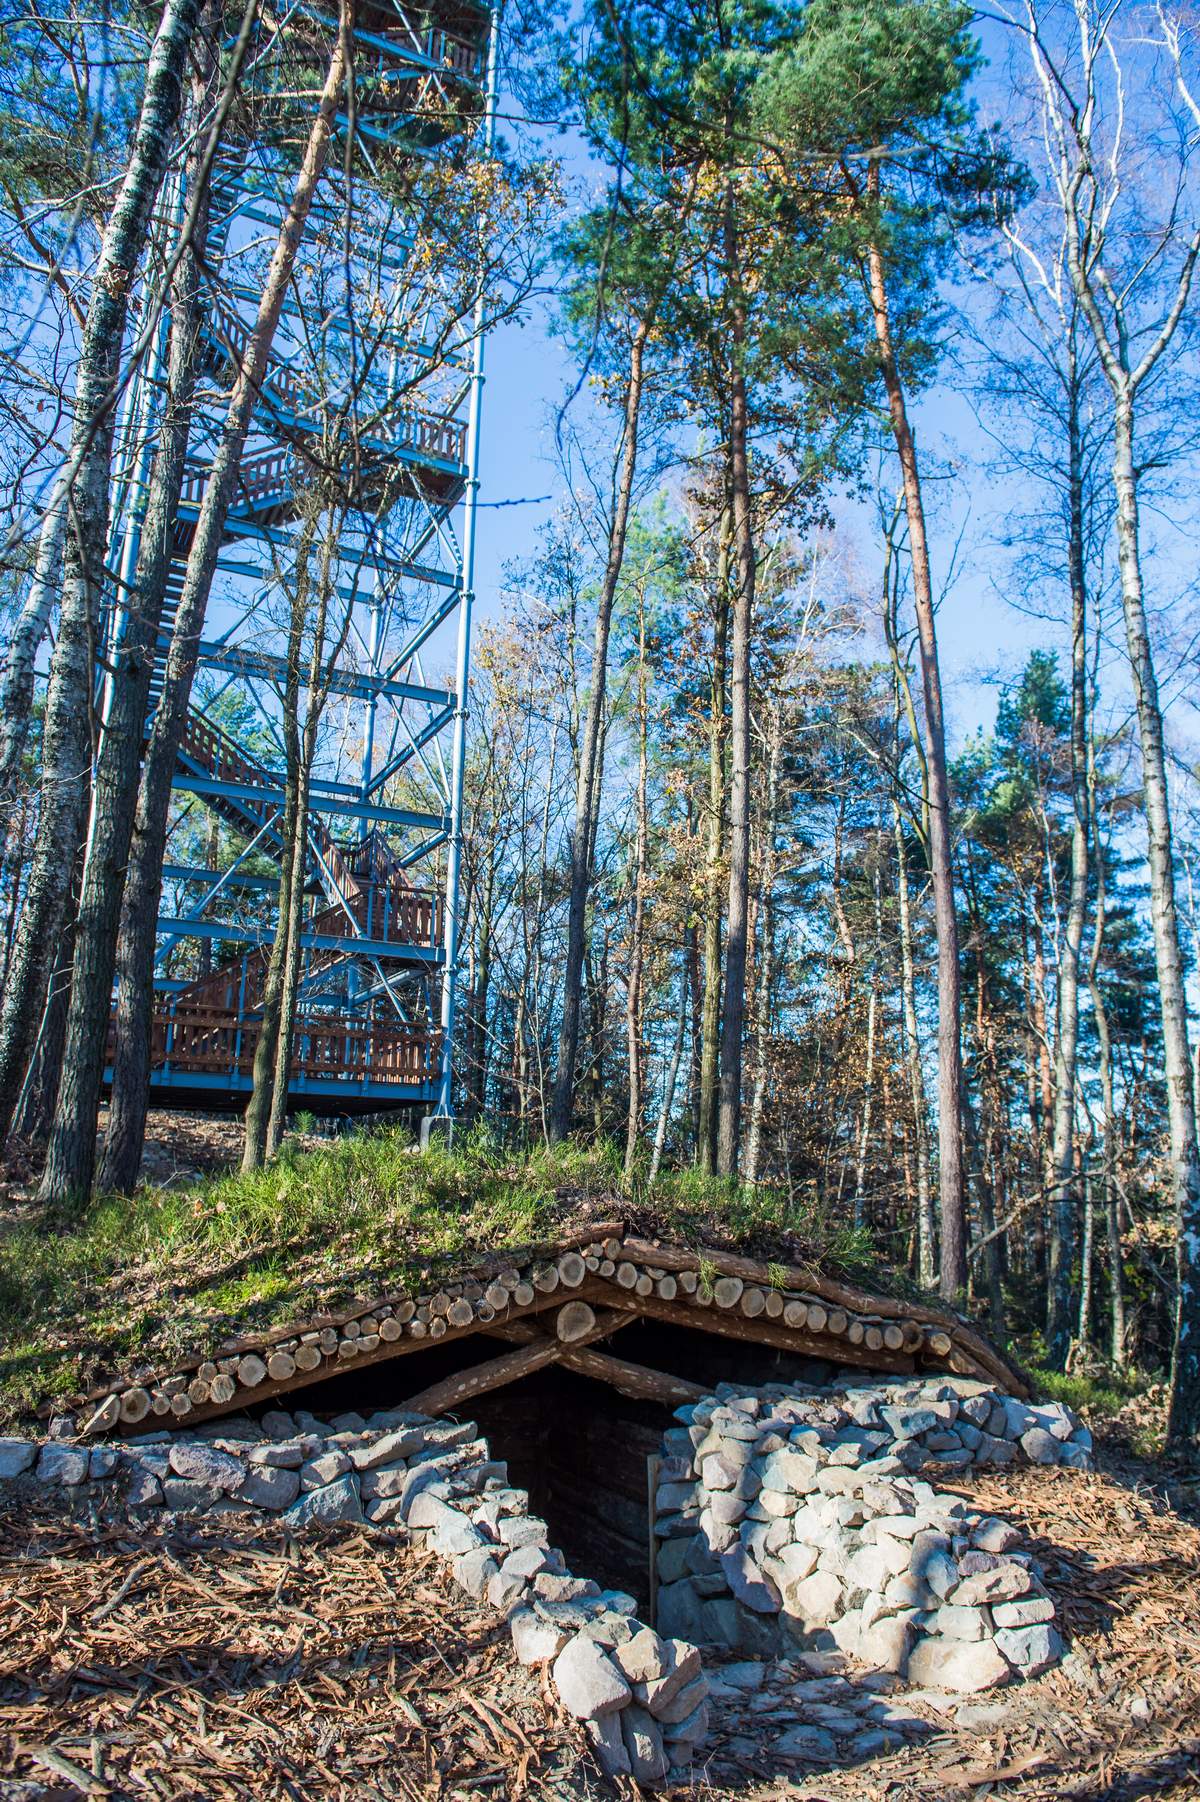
[0,1125,881,1430]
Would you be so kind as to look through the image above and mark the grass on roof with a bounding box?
[0,1124,879,1430]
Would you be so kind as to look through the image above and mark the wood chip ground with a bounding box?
[0,1498,605,1800]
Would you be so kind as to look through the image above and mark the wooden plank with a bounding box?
[556,1345,706,1408]
[400,1340,563,1417]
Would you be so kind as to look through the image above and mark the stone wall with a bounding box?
[652,1376,1090,1692]
[0,1405,704,1787]
[0,1369,1092,1787]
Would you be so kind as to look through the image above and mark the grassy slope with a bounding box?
[0,1128,879,1429]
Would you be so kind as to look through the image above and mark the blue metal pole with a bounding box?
[435,6,499,1121]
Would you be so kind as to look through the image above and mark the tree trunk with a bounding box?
[1109,398,1200,1451]
[549,322,649,1144]
[623,593,649,1180]
[894,800,934,1286]
[102,17,350,1191]
[744,707,781,1187]
[716,211,756,1178]
[650,956,689,1182]
[1046,375,1092,1367]
[1077,1156,1094,1353]
[0,495,67,808]
[698,504,731,1173]
[0,0,200,1146]
[11,852,83,1143]
[38,89,213,1207]
[865,164,965,1296]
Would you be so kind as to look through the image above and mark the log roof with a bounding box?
[73,1225,1029,1436]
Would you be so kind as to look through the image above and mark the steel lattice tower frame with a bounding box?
[103,0,497,1119]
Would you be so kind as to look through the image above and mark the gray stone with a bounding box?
[261,1410,297,1440]
[534,1573,599,1603]
[952,1562,1032,1606]
[656,1509,701,1539]
[301,1449,352,1490]
[721,1547,780,1614]
[661,1697,709,1745]
[757,1448,819,1492]
[931,1603,991,1642]
[612,1627,669,1686]
[701,1452,741,1490]
[698,1596,742,1647]
[586,1710,632,1777]
[360,1465,408,1499]
[349,1427,428,1470]
[756,1487,799,1518]
[775,1723,838,1761]
[710,1490,747,1527]
[366,1496,408,1525]
[246,1440,308,1469]
[453,1547,497,1600]
[637,1640,701,1710]
[552,1636,631,1719]
[487,1566,530,1611]
[992,1594,1055,1629]
[880,1405,938,1440]
[511,1607,571,1665]
[125,1466,163,1505]
[971,1517,1022,1554]
[854,1727,905,1756]
[905,1636,1011,1693]
[496,1514,548,1550]
[239,1465,301,1510]
[622,1705,667,1784]
[1020,1427,1062,1465]
[162,1479,215,1512]
[0,1438,35,1478]
[167,1442,244,1492]
[656,1536,693,1585]
[330,1411,367,1433]
[1030,1401,1076,1441]
[501,1542,550,1582]
[36,1444,89,1485]
[651,1673,708,1725]
[785,1569,842,1629]
[1000,1397,1037,1439]
[89,1447,119,1481]
[859,1611,915,1672]
[995,1622,1063,1673]
[414,1496,487,1557]
[283,1473,363,1528]
[845,1536,910,1592]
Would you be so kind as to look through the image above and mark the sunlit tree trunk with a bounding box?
[0,0,201,1146]
[550,322,649,1144]
[716,192,757,1177]
[623,594,649,1179]
[1046,368,1091,1366]
[698,504,731,1172]
[864,159,965,1294]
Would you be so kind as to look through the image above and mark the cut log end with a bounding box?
[555,1300,597,1344]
